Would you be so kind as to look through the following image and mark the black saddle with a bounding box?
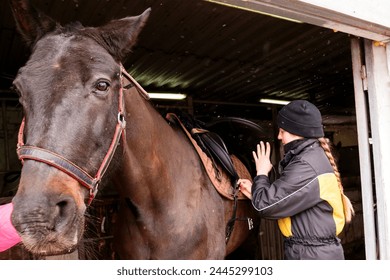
[172,113,269,181]
[204,117,272,177]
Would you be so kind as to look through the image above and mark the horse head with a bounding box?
[9,0,150,256]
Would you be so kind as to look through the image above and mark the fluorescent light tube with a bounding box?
[149,93,187,100]
[259,98,290,105]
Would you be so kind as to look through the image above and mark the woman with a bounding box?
[239,100,354,260]
[0,203,21,252]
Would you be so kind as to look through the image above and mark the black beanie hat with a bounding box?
[277,100,324,138]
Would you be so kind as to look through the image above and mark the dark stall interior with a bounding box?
[0,0,363,259]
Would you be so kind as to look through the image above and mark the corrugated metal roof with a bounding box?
[0,0,356,122]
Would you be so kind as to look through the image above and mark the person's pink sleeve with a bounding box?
[0,203,21,252]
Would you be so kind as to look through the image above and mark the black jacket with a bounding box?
[251,138,345,259]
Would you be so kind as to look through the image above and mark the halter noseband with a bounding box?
[16,65,148,205]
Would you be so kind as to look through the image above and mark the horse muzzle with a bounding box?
[11,161,87,256]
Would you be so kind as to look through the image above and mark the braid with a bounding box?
[318,137,355,223]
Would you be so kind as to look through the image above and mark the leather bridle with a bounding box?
[16,65,149,205]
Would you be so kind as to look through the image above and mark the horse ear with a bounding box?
[97,8,151,61]
[9,0,58,47]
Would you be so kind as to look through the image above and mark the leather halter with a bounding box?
[16,65,148,205]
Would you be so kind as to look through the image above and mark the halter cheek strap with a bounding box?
[16,65,142,205]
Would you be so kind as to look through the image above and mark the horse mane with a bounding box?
[57,22,84,34]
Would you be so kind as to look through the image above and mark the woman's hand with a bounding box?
[238,179,252,199]
[253,141,273,176]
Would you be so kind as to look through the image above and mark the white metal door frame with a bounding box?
[206,0,390,259]
[363,39,390,259]
[350,38,377,260]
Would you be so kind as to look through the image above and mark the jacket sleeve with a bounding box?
[251,159,322,219]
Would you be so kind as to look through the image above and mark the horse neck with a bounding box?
[114,88,198,201]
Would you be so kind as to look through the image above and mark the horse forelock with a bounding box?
[45,20,128,63]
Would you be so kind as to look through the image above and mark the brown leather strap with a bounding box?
[18,146,98,191]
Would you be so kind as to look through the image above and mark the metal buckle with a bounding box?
[118,113,126,128]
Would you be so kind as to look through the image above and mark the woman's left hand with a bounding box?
[253,141,273,176]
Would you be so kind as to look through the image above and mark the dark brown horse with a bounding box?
[9,0,258,259]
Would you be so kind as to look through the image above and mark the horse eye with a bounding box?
[95,81,110,92]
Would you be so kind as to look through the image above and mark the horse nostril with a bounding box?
[56,200,68,218]
[51,198,75,230]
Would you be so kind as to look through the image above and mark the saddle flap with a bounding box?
[193,130,239,180]
[205,116,271,177]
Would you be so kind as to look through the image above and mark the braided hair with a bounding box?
[318,137,355,223]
